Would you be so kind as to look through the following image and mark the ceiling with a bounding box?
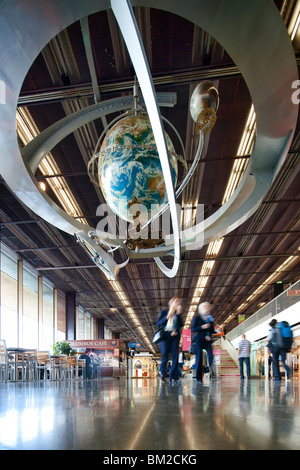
[0,0,299,350]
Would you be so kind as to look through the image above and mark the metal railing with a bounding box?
[226,279,300,342]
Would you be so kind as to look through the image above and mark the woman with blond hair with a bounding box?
[156,296,183,383]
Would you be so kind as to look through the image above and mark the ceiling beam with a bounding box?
[33,251,300,270]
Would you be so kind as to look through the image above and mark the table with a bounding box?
[7,348,36,381]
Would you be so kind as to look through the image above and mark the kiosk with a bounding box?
[68,339,126,378]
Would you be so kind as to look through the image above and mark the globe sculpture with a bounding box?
[97,114,178,226]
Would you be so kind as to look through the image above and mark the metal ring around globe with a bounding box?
[161,115,188,188]
[0,0,298,269]
[140,130,204,231]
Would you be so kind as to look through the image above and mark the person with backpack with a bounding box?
[279,320,293,380]
[266,319,291,381]
[279,321,294,352]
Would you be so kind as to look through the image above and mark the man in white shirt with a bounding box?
[238,334,251,380]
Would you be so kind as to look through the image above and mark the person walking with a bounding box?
[157,296,183,383]
[191,302,215,384]
[266,319,291,381]
[238,334,251,380]
[178,347,186,378]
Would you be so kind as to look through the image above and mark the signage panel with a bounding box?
[288,289,300,296]
[68,339,119,349]
[182,329,191,351]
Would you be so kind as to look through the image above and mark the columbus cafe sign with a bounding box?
[67,339,123,350]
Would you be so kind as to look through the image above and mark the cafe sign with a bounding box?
[68,339,119,349]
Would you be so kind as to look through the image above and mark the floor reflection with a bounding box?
[0,377,299,450]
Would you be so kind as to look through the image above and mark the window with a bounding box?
[77,305,85,339]
[57,289,66,341]
[0,250,18,346]
[86,312,91,339]
[42,281,54,350]
[23,266,38,348]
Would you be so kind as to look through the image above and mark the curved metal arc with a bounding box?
[22,95,135,174]
[111,0,181,277]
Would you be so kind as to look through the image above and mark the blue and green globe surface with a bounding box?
[98,115,178,224]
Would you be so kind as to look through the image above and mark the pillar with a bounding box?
[66,292,76,340]
[97,318,104,339]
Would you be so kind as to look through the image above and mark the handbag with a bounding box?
[152,327,166,344]
[189,342,196,355]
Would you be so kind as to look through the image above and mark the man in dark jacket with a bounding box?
[191,302,215,384]
[157,296,183,383]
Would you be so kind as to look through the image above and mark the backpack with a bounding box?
[268,327,282,350]
[279,321,293,351]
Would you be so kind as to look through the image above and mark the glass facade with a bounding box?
[22,265,38,348]
[42,281,54,350]
[0,249,18,346]
[0,243,96,350]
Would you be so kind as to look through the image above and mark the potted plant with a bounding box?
[52,341,76,356]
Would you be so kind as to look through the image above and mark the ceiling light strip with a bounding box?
[16,108,89,225]
[184,105,256,329]
[222,10,300,326]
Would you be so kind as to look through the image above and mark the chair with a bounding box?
[50,355,67,380]
[78,359,86,379]
[36,351,51,380]
[66,356,79,380]
[0,340,14,382]
[23,349,37,381]
[14,349,37,381]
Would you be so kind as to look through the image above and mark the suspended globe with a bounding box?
[97,114,178,224]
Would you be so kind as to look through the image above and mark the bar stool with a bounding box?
[66,356,79,380]
[0,340,14,382]
[36,351,51,380]
[50,355,67,380]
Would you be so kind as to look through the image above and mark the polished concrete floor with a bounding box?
[0,375,299,450]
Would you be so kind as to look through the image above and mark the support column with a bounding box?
[38,276,43,350]
[17,259,23,347]
[66,292,76,340]
[97,318,104,339]
[53,288,58,344]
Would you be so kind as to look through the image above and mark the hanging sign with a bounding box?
[182,329,191,351]
[288,289,300,296]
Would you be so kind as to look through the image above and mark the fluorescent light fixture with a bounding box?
[16,107,89,225]
[104,273,155,353]
[184,105,256,329]
[291,14,300,40]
